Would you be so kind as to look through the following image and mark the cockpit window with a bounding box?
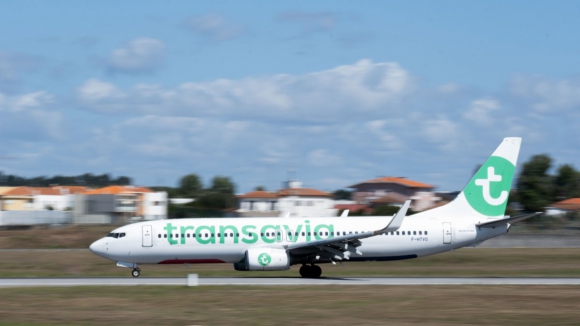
[106,232,126,238]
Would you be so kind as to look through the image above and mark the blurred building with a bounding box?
[545,198,580,216]
[76,186,167,224]
[0,185,167,225]
[348,176,439,212]
[234,180,337,217]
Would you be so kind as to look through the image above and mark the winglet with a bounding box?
[340,210,349,217]
[374,200,410,235]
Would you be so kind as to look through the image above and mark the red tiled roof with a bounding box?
[52,186,88,194]
[550,198,580,211]
[2,187,60,196]
[236,191,279,199]
[349,177,434,189]
[84,185,152,195]
[277,188,331,197]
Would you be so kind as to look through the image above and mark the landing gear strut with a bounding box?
[299,264,322,278]
[132,268,141,278]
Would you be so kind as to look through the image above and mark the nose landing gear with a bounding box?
[299,264,322,278]
[132,268,141,278]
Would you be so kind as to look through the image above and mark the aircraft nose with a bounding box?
[89,238,107,256]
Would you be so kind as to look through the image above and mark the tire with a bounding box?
[132,269,140,278]
[311,265,322,278]
[299,265,311,278]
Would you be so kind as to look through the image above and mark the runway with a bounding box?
[1,277,580,287]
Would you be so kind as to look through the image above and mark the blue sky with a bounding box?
[1,1,579,193]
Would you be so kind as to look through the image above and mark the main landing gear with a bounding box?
[132,268,141,278]
[299,264,322,278]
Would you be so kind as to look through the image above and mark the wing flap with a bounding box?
[476,212,541,228]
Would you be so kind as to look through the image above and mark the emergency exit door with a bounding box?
[142,225,153,247]
[443,222,452,244]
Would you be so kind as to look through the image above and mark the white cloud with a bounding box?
[510,75,580,112]
[76,59,414,121]
[422,117,459,152]
[463,98,500,125]
[308,149,341,167]
[0,91,61,140]
[106,38,165,73]
[182,14,244,42]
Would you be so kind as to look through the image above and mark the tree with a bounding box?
[553,164,580,200]
[333,189,352,200]
[516,154,554,212]
[254,186,266,191]
[197,176,237,210]
[178,174,203,199]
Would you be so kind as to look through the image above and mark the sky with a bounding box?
[1,1,579,193]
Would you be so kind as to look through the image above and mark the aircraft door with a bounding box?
[443,222,452,244]
[142,225,153,247]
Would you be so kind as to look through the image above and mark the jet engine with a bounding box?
[244,248,290,271]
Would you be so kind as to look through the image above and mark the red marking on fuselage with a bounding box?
[157,259,225,264]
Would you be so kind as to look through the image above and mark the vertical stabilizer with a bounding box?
[425,138,521,220]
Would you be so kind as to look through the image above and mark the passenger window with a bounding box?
[164,234,167,238]
[236,233,239,237]
[325,232,328,236]
[419,231,422,235]
[355,231,358,234]
[230,233,234,237]
[413,231,416,235]
[396,231,399,235]
[218,233,221,237]
[425,231,428,235]
[211,233,214,237]
[170,234,173,238]
[158,234,161,238]
[302,232,305,236]
[193,234,196,238]
[205,233,208,237]
[181,233,185,238]
[224,233,228,237]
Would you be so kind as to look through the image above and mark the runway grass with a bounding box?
[0,285,579,325]
[0,248,579,277]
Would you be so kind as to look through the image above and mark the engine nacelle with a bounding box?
[245,248,290,271]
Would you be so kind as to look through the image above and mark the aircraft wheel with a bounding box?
[299,265,311,278]
[132,268,141,278]
[311,265,322,278]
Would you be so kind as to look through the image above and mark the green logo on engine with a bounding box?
[258,253,271,266]
[464,156,515,216]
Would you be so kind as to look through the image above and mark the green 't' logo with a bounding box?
[258,253,271,266]
[464,156,515,216]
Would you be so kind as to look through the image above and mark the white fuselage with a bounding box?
[89,214,507,266]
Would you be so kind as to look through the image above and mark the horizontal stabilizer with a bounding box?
[476,212,541,228]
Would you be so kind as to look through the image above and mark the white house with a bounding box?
[235,181,337,218]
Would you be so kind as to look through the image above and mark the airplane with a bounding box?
[90,137,538,278]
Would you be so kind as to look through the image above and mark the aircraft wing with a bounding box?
[476,212,541,228]
[284,200,410,262]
